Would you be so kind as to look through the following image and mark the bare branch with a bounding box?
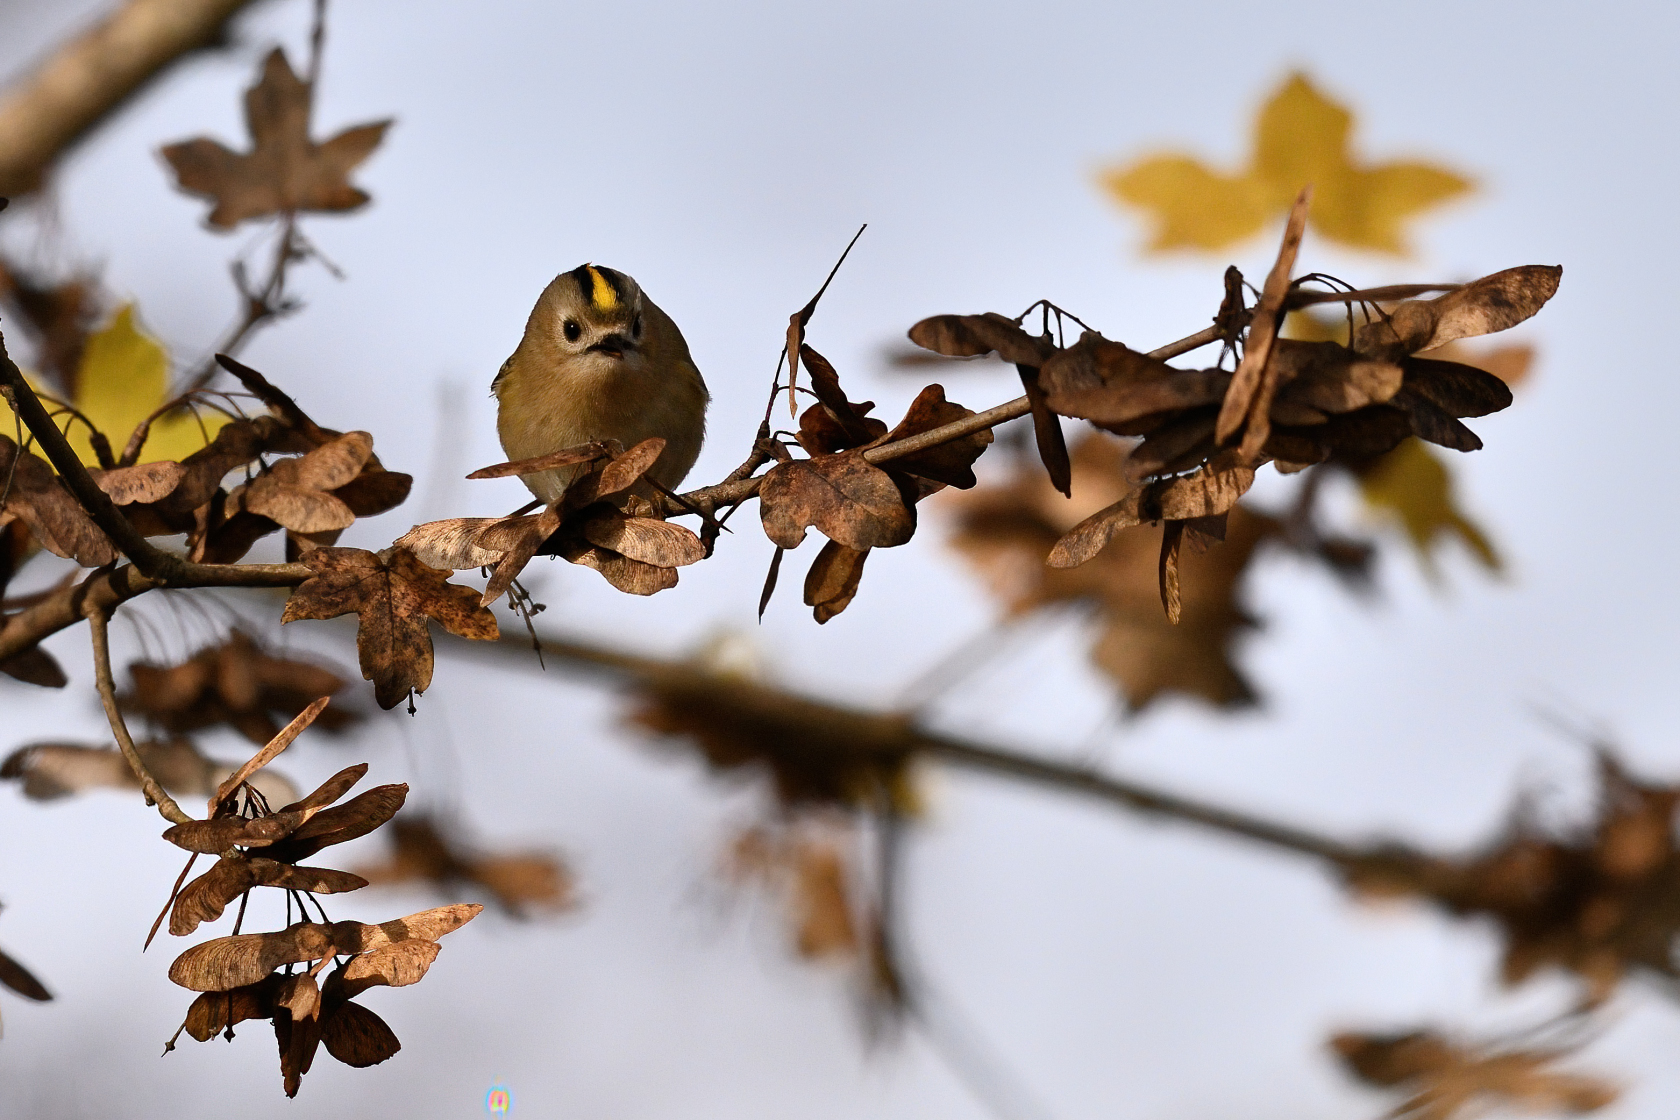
[467,628,1360,867]
[85,603,192,825]
[0,0,264,196]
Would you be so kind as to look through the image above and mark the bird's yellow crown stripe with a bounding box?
[586,266,619,312]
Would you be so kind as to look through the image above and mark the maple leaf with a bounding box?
[161,48,392,230]
[1101,72,1471,253]
[280,547,499,709]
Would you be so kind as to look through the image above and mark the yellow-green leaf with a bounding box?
[68,304,224,466]
[1101,72,1472,254]
[1357,437,1498,577]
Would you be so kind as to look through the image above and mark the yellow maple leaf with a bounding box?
[1101,72,1472,254]
[57,304,225,466]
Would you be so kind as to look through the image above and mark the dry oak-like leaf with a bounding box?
[161,48,392,230]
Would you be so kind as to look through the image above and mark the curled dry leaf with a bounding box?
[160,48,393,230]
[281,547,499,709]
[797,344,888,455]
[233,431,374,534]
[0,436,116,566]
[803,541,869,624]
[875,383,994,491]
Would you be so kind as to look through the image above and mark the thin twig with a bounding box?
[86,604,192,825]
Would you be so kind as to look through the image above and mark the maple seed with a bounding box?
[161,48,392,229]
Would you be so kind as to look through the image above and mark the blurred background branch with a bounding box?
[0,0,263,197]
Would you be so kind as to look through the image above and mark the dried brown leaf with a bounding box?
[281,547,499,709]
[759,452,916,552]
[875,384,994,489]
[161,49,392,229]
[803,540,870,624]
[0,645,66,688]
[0,436,116,566]
[318,998,401,1067]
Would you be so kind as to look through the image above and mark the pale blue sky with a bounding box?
[2,1,1678,1117]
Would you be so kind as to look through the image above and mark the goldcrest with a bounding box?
[493,264,709,504]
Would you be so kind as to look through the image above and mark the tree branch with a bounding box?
[85,603,191,824]
[466,628,1361,868]
[0,0,265,196]
[0,559,307,664]
[1,330,183,579]
[663,322,1225,520]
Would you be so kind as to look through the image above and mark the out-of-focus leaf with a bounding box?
[161,49,392,230]
[1101,72,1471,253]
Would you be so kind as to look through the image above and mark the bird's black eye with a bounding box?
[563,319,581,343]
[632,314,643,339]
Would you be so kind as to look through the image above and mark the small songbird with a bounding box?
[493,264,709,504]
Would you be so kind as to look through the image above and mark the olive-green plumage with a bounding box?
[493,264,709,504]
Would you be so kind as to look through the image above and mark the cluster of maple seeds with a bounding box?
[908,192,1559,624]
[152,699,480,1097]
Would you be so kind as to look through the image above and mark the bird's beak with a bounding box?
[588,333,633,359]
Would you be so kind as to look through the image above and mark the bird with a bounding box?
[492,264,709,505]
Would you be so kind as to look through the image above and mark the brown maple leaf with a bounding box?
[161,48,392,230]
[280,547,498,709]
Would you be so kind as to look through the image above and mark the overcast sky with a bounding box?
[3,1,1680,1117]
